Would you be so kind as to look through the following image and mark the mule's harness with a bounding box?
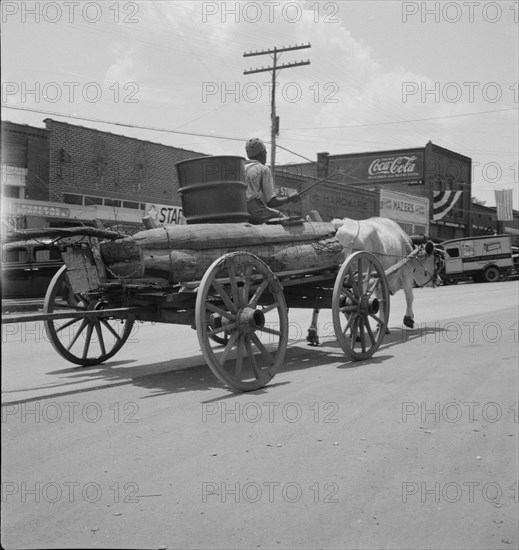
[383,243,442,288]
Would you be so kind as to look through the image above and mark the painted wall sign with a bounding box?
[332,151,424,185]
[379,189,430,235]
[145,203,184,225]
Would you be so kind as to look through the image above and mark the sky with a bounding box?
[2,0,518,208]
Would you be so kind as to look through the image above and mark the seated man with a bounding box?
[244,138,300,224]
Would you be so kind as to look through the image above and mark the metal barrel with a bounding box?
[175,156,250,224]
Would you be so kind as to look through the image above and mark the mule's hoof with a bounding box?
[403,316,415,329]
[306,329,319,346]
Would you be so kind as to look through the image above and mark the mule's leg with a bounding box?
[402,283,415,328]
[307,308,320,346]
[374,285,391,334]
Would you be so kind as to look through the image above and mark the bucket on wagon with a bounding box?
[175,156,250,224]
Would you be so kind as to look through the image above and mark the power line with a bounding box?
[286,107,519,130]
[2,105,248,143]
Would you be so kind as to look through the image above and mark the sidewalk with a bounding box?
[1,299,44,314]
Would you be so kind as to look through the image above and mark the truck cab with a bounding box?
[441,234,513,284]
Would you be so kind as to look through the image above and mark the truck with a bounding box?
[440,234,514,284]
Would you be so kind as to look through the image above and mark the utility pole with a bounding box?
[243,43,311,179]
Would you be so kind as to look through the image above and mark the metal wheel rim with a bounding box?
[332,251,390,360]
[43,266,134,366]
[195,252,288,391]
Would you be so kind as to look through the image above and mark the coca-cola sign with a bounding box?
[332,151,423,185]
[368,156,418,177]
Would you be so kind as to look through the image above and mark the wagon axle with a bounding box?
[237,307,266,334]
[360,295,380,315]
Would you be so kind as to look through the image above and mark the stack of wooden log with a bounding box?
[100,222,344,282]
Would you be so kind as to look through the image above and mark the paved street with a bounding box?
[2,281,518,549]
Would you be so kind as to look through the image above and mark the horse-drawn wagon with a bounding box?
[2,219,392,392]
[3,156,441,392]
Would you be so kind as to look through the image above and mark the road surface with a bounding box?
[2,281,518,549]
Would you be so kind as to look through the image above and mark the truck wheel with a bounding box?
[483,266,499,283]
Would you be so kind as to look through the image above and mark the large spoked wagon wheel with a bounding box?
[332,251,390,361]
[196,252,289,392]
[44,266,134,366]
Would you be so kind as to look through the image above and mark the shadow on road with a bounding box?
[21,324,449,403]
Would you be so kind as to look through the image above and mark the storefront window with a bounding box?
[63,193,83,205]
[85,196,103,206]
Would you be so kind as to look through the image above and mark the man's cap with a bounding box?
[245,138,266,158]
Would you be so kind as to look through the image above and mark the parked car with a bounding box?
[1,238,64,299]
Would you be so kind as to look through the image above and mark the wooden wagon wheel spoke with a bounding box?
[82,322,95,359]
[217,332,238,368]
[368,313,385,326]
[366,274,382,296]
[249,332,274,365]
[227,263,241,307]
[196,252,288,392]
[357,257,364,290]
[348,268,361,297]
[342,313,355,336]
[341,287,358,304]
[257,325,281,337]
[244,336,261,379]
[363,318,376,346]
[235,334,245,378]
[350,315,360,344]
[99,318,124,342]
[358,318,366,353]
[241,264,254,306]
[260,302,280,315]
[207,322,236,338]
[55,316,81,334]
[364,261,373,290]
[211,280,237,313]
[94,320,107,357]
[44,265,134,366]
[206,302,236,320]
[333,251,390,361]
[249,279,269,308]
[66,319,88,351]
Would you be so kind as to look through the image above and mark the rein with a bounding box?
[383,246,422,278]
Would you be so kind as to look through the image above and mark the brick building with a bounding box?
[281,141,474,241]
[1,119,207,233]
[2,121,516,242]
[45,119,206,207]
[2,121,50,202]
[470,201,519,246]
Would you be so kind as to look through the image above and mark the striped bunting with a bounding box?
[433,190,463,221]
